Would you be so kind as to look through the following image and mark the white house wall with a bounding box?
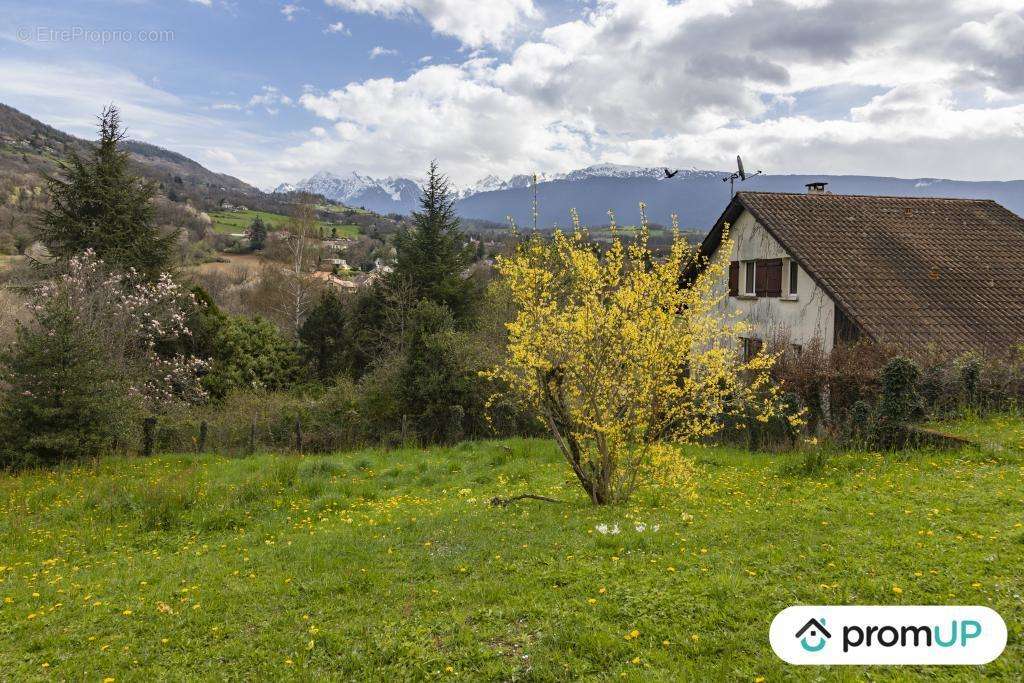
[713,209,836,352]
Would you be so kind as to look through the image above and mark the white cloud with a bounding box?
[206,147,239,164]
[368,46,397,59]
[287,0,1024,184]
[10,0,1024,190]
[324,0,539,48]
[325,21,349,34]
[248,85,293,114]
[281,3,304,21]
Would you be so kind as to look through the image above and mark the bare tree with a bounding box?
[262,199,322,335]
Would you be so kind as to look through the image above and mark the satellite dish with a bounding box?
[723,155,763,196]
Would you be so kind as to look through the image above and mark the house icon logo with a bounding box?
[795,618,831,652]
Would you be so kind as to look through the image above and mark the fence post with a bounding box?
[294,416,303,452]
[447,405,465,445]
[248,416,257,455]
[198,421,208,453]
[142,416,157,457]
[401,414,409,447]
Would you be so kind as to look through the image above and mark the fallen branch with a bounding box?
[490,494,564,507]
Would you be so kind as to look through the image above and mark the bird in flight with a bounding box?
[663,168,679,179]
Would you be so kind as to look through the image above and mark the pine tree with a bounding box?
[0,306,136,468]
[398,300,472,444]
[390,161,475,320]
[38,105,177,279]
[247,216,268,251]
[299,289,352,380]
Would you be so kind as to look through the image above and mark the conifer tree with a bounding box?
[247,216,268,251]
[39,105,177,279]
[390,161,475,320]
[299,289,352,380]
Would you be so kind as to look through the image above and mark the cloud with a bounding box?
[287,0,1024,184]
[206,147,239,164]
[324,21,349,34]
[281,3,304,21]
[324,0,539,48]
[368,46,397,59]
[248,85,293,114]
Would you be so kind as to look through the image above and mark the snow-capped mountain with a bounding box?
[273,163,731,223]
[275,164,685,207]
[272,163,1024,230]
[274,171,422,214]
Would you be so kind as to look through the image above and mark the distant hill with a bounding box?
[0,103,259,200]
[0,103,415,254]
[276,163,1024,231]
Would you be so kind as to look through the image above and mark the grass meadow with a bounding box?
[207,209,359,238]
[0,417,1021,680]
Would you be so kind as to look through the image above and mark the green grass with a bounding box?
[0,427,1021,680]
[207,209,358,237]
[929,412,1024,452]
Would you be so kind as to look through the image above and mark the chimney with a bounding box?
[805,182,828,195]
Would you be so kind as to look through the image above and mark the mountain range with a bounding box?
[276,165,1024,230]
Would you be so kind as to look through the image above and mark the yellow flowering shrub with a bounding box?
[486,210,787,504]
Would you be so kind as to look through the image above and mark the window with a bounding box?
[743,260,755,295]
[791,343,803,357]
[789,260,799,296]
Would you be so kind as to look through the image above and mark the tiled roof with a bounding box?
[703,191,1024,352]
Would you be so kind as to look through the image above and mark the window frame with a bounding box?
[781,257,800,300]
[742,260,756,296]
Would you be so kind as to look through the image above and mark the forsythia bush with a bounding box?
[488,211,790,504]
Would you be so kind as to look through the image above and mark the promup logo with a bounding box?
[795,618,831,652]
[770,606,1006,665]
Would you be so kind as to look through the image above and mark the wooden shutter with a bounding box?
[754,259,768,296]
[728,262,739,296]
[763,259,783,297]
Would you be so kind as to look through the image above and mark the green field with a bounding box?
[208,209,359,238]
[0,421,1021,680]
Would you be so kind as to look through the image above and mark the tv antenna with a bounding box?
[723,155,762,196]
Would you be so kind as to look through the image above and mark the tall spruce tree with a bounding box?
[39,105,177,279]
[247,215,268,251]
[299,289,352,380]
[390,161,475,320]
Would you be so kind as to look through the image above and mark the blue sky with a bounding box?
[2,1,1023,189]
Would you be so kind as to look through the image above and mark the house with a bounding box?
[694,184,1024,356]
[312,271,359,291]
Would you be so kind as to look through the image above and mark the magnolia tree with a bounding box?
[30,250,207,409]
[2,251,207,466]
[488,211,791,505]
